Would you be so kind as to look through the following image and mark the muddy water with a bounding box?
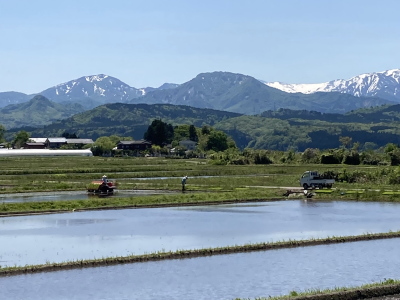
[0,189,175,203]
[1,200,400,267]
[2,238,400,300]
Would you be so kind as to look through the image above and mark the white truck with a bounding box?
[300,171,335,189]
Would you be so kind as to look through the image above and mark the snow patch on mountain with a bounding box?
[265,69,400,102]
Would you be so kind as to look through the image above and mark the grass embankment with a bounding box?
[0,188,283,216]
[0,156,304,193]
[2,156,373,193]
[2,187,400,216]
[1,231,400,276]
[2,156,400,215]
[237,279,400,300]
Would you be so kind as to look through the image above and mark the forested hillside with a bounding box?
[5,102,400,152]
[10,103,241,141]
[0,95,85,129]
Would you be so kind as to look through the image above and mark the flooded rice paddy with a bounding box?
[0,189,176,203]
[2,238,400,300]
[1,200,400,267]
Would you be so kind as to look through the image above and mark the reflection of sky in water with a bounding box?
[1,200,400,266]
[2,239,400,300]
[0,189,175,203]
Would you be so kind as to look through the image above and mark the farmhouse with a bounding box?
[179,140,197,150]
[66,138,94,148]
[45,137,67,149]
[117,140,152,151]
[23,142,46,149]
[30,138,47,144]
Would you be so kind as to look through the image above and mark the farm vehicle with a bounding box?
[300,171,335,190]
[87,175,118,194]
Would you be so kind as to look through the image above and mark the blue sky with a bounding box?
[1,0,399,93]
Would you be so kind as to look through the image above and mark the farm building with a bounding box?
[179,140,197,150]
[117,140,152,151]
[0,149,93,157]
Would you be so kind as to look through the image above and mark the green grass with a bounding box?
[1,156,400,214]
[0,188,284,214]
[239,278,400,300]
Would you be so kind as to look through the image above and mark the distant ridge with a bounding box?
[266,69,400,102]
[0,69,397,115]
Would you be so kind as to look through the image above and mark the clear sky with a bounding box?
[1,0,399,94]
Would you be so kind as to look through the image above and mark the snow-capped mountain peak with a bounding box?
[265,68,400,102]
[40,74,144,106]
[85,74,109,82]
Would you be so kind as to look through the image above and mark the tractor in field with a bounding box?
[87,175,117,194]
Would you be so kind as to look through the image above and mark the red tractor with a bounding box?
[87,175,117,194]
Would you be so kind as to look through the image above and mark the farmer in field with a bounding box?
[181,175,188,192]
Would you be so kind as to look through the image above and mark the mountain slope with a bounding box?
[21,103,242,140]
[0,95,85,129]
[266,69,400,102]
[40,74,144,108]
[132,71,393,114]
[0,91,32,108]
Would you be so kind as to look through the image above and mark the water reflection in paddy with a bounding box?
[2,238,400,300]
[0,189,175,203]
[1,200,400,266]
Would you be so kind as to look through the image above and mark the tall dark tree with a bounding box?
[189,125,198,142]
[144,119,174,146]
[201,125,211,135]
[0,124,5,143]
[62,132,78,138]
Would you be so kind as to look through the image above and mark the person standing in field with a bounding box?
[181,176,188,192]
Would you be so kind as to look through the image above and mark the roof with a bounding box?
[0,149,93,157]
[179,140,197,144]
[46,137,67,143]
[30,138,47,143]
[66,139,94,144]
[24,142,45,146]
[118,140,152,145]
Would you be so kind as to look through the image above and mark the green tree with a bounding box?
[0,124,5,143]
[385,143,398,153]
[109,135,132,145]
[62,132,78,138]
[91,136,116,156]
[206,131,229,152]
[189,125,198,142]
[13,130,30,149]
[201,125,211,135]
[339,136,353,149]
[144,119,174,146]
[173,125,190,142]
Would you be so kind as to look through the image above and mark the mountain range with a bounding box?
[1,69,398,116]
[1,68,400,133]
[0,75,180,109]
[266,69,400,102]
[127,72,391,114]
